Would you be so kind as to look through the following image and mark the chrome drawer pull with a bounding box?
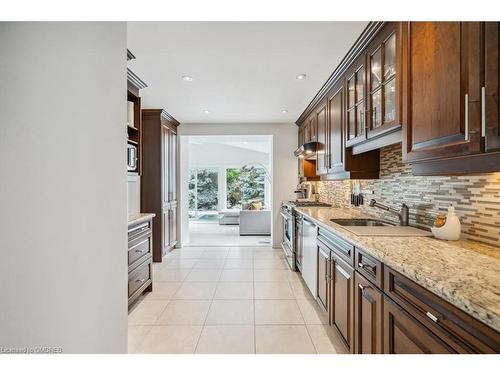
[358,284,371,291]
[358,262,374,272]
[426,311,439,323]
[134,249,146,253]
[135,278,146,283]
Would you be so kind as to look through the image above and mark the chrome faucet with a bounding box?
[369,199,409,226]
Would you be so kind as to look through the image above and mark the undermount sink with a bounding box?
[330,218,395,227]
[329,218,432,237]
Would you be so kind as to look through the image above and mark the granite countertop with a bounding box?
[128,213,155,226]
[294,206,500,333]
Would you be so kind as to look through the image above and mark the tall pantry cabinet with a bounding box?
[141,109,179,262]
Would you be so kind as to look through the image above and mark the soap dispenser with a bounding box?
[431,206,462,241]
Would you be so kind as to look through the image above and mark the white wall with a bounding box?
[189,142,270,168]
[0,22,127,353]
[178,123,298,248]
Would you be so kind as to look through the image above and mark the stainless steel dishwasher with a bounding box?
[301,217,317,297]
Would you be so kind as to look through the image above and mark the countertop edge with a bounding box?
[128,213,156,226]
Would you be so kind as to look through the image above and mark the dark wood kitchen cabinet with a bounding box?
[325,83,380,179]
[345,54,367,147]
[142,109,179,262]
[365,22,402,141]
[315,100,328,175]
[484,22,500,153]
[331,253,355,352]
[317,238,331,315]
[402,22,483,164]
[312,225,500,354]
[128,216,154,307]
[383,295,454,354]
[354,272,383,354]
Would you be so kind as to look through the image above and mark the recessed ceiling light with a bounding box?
[296,74,307,80]
[203,109,211,114]
[182,75,193,82]
[281,109,289,113]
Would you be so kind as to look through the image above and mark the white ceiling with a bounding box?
[188,135,271,154]
[127,22,368,124]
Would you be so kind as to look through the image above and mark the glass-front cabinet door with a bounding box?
[367,22,400,137]
[345,56,367,147]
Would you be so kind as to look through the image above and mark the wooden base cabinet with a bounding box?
[383,296,454,354]
[331,254,355,352]
[313,227,500,354]
[128,216,154,307]
[354,272,383,354]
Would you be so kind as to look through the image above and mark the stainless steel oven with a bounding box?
[280,203,296,270]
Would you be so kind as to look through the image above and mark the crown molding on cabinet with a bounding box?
[295,21,385,126]
[127,68,148,91]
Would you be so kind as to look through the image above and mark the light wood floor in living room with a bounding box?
[128,246,347,354]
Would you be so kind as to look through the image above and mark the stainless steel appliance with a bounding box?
[280,200,332,271]
[127,143,138,172]
[301,216,318,296]
[280,203,295,270]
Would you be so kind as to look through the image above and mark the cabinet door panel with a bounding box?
[366,22,401,139]
[383,296,455,354]
[484,22,500,152]
[316,102,328,174]
[162,208,170,257]
[161,126,169,206]
[328,86,345,172]
[317,240,331,314]
[354,272,383,354]
[402,22,482,163]
[331,255,354,352]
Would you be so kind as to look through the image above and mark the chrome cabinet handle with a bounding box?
[358,284,371,291]
[134,248,146,253]
[481,87,486,138]
[358,262,374,272]
[426,311,440,323]
[464,93,469,141]
[135,278,146,283]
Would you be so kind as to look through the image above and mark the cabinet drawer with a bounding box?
[128,235,152,268]
[355,248,383,288]
[128,220,152,243]
[128,259,152,298]
[384,267,500,353]
[318,227,354,265]
[383,295,455,354]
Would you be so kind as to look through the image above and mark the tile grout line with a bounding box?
[288,272,319,354]
[192,259,223,354]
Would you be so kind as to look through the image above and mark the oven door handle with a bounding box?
[280,211,292,220]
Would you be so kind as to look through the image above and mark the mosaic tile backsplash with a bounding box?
[317,143,500,247]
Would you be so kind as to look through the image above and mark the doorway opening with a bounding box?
[180,135,273,247]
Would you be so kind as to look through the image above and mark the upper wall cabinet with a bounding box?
[315,99,328,175]
[366,23,401,139]
[484,22,500,153]
[403,22,500,175]
[345,54,367,147]
[347,22,403,154]
[402,22,482,163]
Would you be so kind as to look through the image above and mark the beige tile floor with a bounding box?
[187,222,271,247]
[128,246,346,354]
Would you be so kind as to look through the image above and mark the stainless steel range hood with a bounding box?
[294,141,318,158]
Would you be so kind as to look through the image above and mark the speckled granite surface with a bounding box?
[128,213,155,226]
[294,206,500,333]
